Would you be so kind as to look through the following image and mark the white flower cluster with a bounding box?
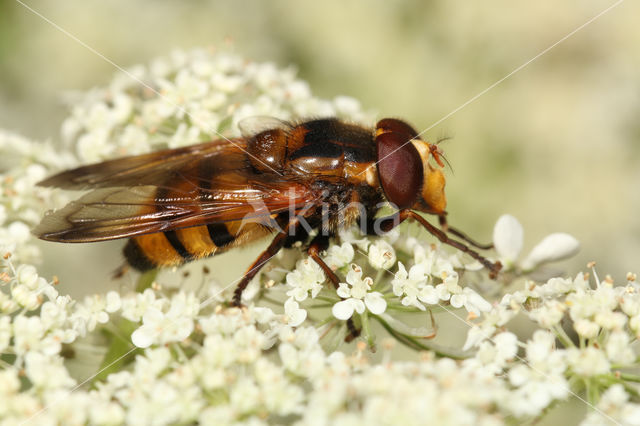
[0,284,517,425]
[2,48,639,424]
[390,237,491,315]
[0,131,75,264]
[61,48,372,163]
[278,230,495,348]
[0,256,122,423]
[464,268,640,422]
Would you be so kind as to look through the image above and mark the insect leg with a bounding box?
[306,234,339,289]
[378,210,502,278]
[232,231,288,306]
[307,234,361,341]
[438,214,494,250]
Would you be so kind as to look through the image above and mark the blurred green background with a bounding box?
[1,0,639,286]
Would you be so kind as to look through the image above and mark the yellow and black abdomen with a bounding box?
[123,221,272,271]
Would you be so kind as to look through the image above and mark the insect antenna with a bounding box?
[432,135,454,174]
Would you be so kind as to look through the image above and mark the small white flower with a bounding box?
[368,239,396,270]
[525,330,557,365]
[70,294,111,336]
[174,69,210,100]
[105,291,122,313]
[40,295,71,329]
[13,315,61,356]
[620,290,640,317]
[537,276,575,297]
[77,128,112,162]
[629,314,640,338]
[521,233,580,271]
[413,243,456,279]
[493,331,519,361]
[567,347,610,377]
[574,318,600,339]
[121,288,164,322]
[119,125,150,155]
[595,310,627,331]
[493,214,579,272]
[0,369,20,396]
[463,325,492,351]
[284,298,307,327]
[461,287,492,315]
[337,227,372,251]
[476,331,518,371]
[285,258,325,302]
[605,330,635,365]
[24,352,75,390]
[89,401,126,426]
[566,283,618,322]
[493,214,523,267]
[11,284,41,310]
[322,242,354,270]
[168,122,202,148]
[131,292,198,348]
[392,262,427,310]
[528,299,566,327]
[332,264,386,320]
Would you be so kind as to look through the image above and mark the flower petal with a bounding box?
[332,299,356,320]
[352,299,366,315]
[336,283,351,299]
[131,325,156,348]
[364,292,387,315]
[450,294,464,308]
[521,233,580,271]
[493,214,523,264]
[462,288,492,315]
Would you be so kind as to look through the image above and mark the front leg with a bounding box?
[438,214,494,250]
[376,210,502,278]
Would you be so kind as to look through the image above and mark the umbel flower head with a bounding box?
[1,48,638,425]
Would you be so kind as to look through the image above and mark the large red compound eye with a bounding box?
[376,118,419,140]
[376,130,423,210]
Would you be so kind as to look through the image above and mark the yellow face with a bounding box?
[410,140,447,215]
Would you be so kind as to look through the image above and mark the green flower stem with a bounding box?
[552,324,576,349]
[94,320,142,385]
[384,304,424,313]
[327,323,348,352]
[372,269,386,292]
[617,372,640,383]
[136,269,158,292]
[314,295,341,304]
[585,378,601,405]
[314,316,338,329]
[360,312,375,350]
[374,314,470,359]
[172,343,189,363]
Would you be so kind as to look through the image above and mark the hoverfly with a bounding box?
[34,117,501,305]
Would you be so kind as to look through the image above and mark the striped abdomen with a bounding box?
[123,221,272,271]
